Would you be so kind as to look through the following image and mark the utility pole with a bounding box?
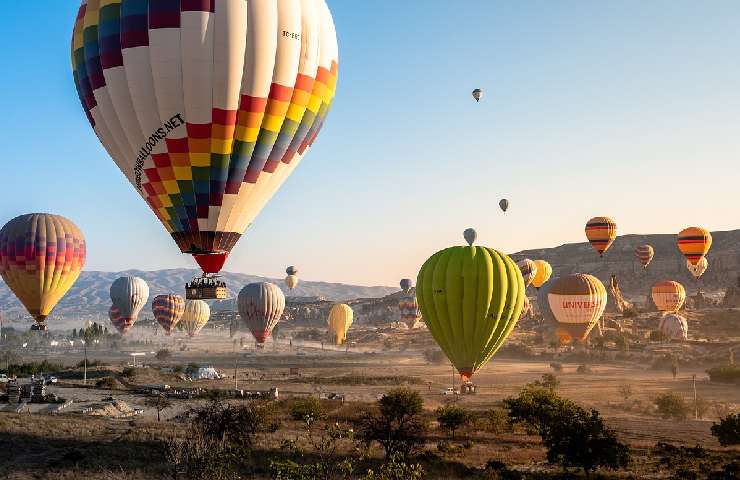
[83,340,88,385]
[233,344,239,390]
[692,374,697,420]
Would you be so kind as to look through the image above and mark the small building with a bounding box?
[188,365,222,380]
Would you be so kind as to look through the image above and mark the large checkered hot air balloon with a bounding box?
[71,0,339,284]
[0,214,86,330]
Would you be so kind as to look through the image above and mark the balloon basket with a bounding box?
[30,323,48,332]
[460,382,478,395]
[186,275,228,300]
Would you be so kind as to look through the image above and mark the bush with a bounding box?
[363,453,424,480]
[121,367,136,378]
[436,404,472,439]
[1,360,64,377]
[711,413,740,446]
[530,373,559,390]
[155,349,172,361]
[166,432,236,480]
[576,364,592,374]
[618,383,633,401]
[549,362,563,372]
[290,397,325,422]
[359,388,427,459]
[422,349,447,365]
[192,399,280,448]
[95,377,123,390]
[484,408,510,434]
[706,365,740,384]
[504,387,630,478]
[655,392,690,420]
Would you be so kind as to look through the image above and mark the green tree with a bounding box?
[145,393,172,422]
[359,388,426,459]
[711,413,740,446]
[436,404,471,440]
[654,392,690,420]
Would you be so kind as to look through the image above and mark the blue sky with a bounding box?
[1,1,738,286]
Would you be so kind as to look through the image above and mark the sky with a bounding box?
[0,1,738,287]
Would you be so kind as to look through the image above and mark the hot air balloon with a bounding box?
[152,294,185,336]
[499,199,509,213]
[0,214,86,330]
[658,313,688,341]
[108,305,131,335]
[634,244,654,268]
[416,230,525,382]
[238,282,285,345]
[472,89,483,102]
[463,228,477,246]
[285,266,299,290]
[536,276,559,324]
[327,303,353,345]
[651,281,686,313]
[532,260,553,290]
[687,257,708,280]
[400,278,413,294]
[547,274,607,344]
[678,227,712,266]
[110,276,149,335]
[398,290,422,329]
[181,300,211,337]
[585,217,617,257]
[71,1,339,296]
[516,259,538,288]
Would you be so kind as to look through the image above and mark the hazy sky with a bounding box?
[1,1,738,286]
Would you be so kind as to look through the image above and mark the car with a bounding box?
[46,376,58,384]
[440,387,458,396]
[0,374,8,384]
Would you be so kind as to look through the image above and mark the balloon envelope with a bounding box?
[0,214,86,327]
[547,274,607,344]
[472,89,483,102]
[399,292,422,329]
[181,300,211,337]
[635,244,655,268]
[532,260,553,289]
[499,199,509,212]
[286,266,298,276]
[687,257,708,279]
[417,245,525,381]
[658,313,688,341]
[71,1,339,274]
[651,281,686,312]
[463,228,477,246]
[110,276,149,332]
[585,217,617,257]
[327,303,353,345]
[678,227,712,266]
[285,274,299,290]
[238,282,286,344]
[152,294,185,335]
[400,278,413,294]
[109,305,132,335]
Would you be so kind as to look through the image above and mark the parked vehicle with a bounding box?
[0,374,8,383]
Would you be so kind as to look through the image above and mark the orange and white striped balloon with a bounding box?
[677,227,712,266]
[585,217,617,257]
[651,281,686,312]
[547,274,607,344]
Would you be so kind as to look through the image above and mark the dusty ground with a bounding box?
[1,313,739,479]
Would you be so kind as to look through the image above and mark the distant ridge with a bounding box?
[0,269,396,320]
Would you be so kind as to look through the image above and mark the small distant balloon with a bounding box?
[463,228,477,246]
[532,260,553,290]
[472,89,483,102]
[499,199,509,213]
[285,266,299,290]
[634,245,655,268]
[687,257,708,280]
[585,217,617,257]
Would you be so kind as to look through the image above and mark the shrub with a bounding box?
[436,404,472,439]
[549,362,563,372]
[706,365,740,384]
[192,399,280,448]
[95,377,123,390]
[655,392,690,420]
[155,349,172,361]
[166,432,236,480]
[711,413,740,446]
[576,364,592,374]
[363,453,424,480]
[359,388,427,459]
[121,367,136,378]
[530,373,559,390]
[484,408,510,434]
[504,387,630,478]
[618,383,633,401]
[290,397,325,423]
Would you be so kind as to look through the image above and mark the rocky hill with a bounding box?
[0,269,396,321]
